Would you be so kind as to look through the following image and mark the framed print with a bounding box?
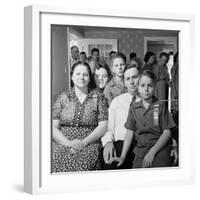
[24,5,195,194]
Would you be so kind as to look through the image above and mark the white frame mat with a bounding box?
[24,5,195,194]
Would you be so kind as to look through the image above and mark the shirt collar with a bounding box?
[134,96,159,109]
[110,77,126,91]
[71,87,94,99]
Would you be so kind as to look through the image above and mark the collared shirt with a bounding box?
[103,77,126,105]
[101,93,140,146]
[125,97,176,158]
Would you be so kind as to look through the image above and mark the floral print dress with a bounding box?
[52,89,108,173]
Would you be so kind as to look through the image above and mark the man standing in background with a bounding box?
[70,46,79,68]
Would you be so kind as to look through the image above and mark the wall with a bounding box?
[52,25,68,101]
[85,29,178,62]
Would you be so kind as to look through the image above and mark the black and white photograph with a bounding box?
[51,25,179,173]
[23,5,196,194]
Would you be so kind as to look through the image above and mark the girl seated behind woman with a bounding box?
[52,61,108,173]
[119,70,176,168]
[94,62,112,93]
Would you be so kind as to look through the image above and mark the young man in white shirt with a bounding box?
[101,64,140,169]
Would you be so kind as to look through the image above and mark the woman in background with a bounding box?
[52,61,108,172]
[153,52,170,101]
[142,51,156,72]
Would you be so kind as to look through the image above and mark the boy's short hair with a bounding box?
[71,46,79,51]
[91,48,100,55]
[124,63,141,74]
[109,51,117,57]
[138,70,157,85]
[80,51,87,57]
[110,52,127,67]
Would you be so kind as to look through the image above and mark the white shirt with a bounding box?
[101,93,140,146]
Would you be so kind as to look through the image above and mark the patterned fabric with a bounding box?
[52,89,108,173]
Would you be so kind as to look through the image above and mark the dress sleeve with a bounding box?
[101,100,115,146]
[160,102,176,131]
[52,93,65,120]
[103,85,113,106]
[97,94,109,122]
[124,103,136,131]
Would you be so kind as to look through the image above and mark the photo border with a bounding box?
[24,5,195,194]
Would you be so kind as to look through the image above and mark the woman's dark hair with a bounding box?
[144,51,155,63]
[130,57,143,71]
[95,62,112,80]
[138,70,157,85]
[174,52,178,64]
[159,52,169,63]
[129,52,137,60]
[70,61,95,89]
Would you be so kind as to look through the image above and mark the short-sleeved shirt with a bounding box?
[103,77,126,105]
[125,97,176,158]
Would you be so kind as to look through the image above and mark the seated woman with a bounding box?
[52,61,108,173]
[94,62,112,93]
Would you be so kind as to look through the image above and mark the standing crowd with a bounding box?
[52,45,179,173]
